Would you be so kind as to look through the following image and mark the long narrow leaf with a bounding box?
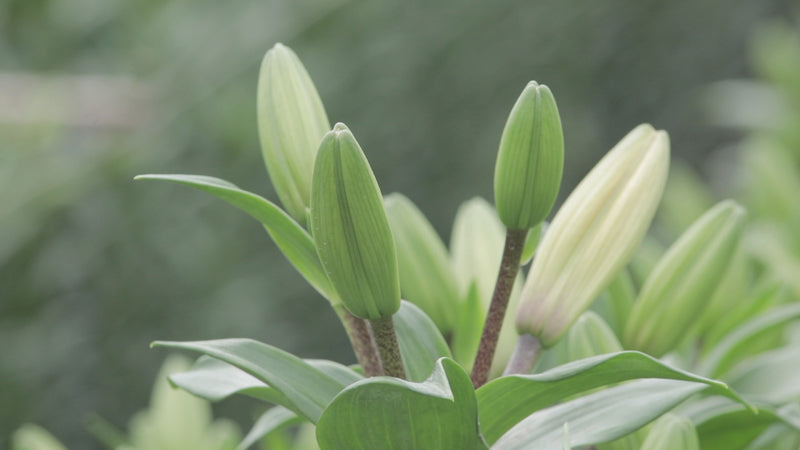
[134,174,336,302]
[238,407,302,450]
[477,351,749,444]
[395,300,453,382]
[153,339,345,423]
[492,379,708,450]
[698,302,800,378]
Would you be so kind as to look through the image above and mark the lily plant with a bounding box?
[130,43,800,450]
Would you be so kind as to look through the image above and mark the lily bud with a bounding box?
[258,43,330,224]
[494,81,564,230]
[515,124,669,347]
[565,311,623,361]
[639,414,700,450]
[310,123,400,319]
[385,193,460,332]
[624,200,746,357]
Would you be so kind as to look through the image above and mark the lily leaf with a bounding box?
[492,379,709,450]
[477,351,749,444]
[394,300,453,382]
[316,358,488,450]
[152,339,347,423]
[698,302,800,378]
[134,174,336,303]
[238,407,302,450]
[681,397,800,450]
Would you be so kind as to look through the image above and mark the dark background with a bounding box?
[1,0,795,447]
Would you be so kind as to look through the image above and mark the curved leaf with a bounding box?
[492,379,708,450]
[134,174,336,302]
[152,339,346,423]
[698,302,800,378]
[238,407,302,450]
[316,358,488,450]
[477,351,749,444]
[395,300,453,382]
[727,346,800,403]
[681,397,800,450]
[169,356,362,408]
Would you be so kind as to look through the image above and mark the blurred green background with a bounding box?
[1,0,796,447]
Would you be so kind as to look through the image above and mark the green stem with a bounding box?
[369,316,406,379]
[335,304,383,376]
[470,228,527,388]
[502,333,542,376]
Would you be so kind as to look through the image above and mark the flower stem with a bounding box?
[369,316,406,379]
[335,304,383,376]
[503,333,542,376]
[470,228,528,388]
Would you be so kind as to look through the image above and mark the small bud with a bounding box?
[385,193,460,332]
[310,123,400,320]
[494,82,564,230]
[639,414,700,450]
[624,200,746,357]
[258,43,330,224]
[515,124,669,347]
[565,311,623,361]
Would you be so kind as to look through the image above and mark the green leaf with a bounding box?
[169,356,278,404]
[682,397,800,450]
[520,224,543,266]
[476,351,749,444]
[492,379,708,450]
[726,346,800,403]
[134,174,336,303]
[316,358,488,450]
[603,268,636,336]
[698,302,800,378]
[168,356,362,409]
[394,300,453,382]
[451,282,485,369]
[152,339,347,423]
[238,407,302,450]
[385,193,461,332]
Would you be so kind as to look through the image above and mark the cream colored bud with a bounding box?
[258,43,330,224]
[515,124,670,347]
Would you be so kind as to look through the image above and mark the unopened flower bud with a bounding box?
[385,193,460,332]
[494,82,564,230]
[258,43,330,224]
[565,311,623,361]
[310,123,400,319]
[639,414,700,450]
[515,124,669,347]
[624,200,746,356]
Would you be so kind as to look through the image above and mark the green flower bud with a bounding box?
[385,193,460,332]
[515,124,669,347]
[624,200,746,356]
[565,311,623,361]
[639,414,699,450]
[310,123,400,319]
[258,43,330,224]
[494,81,564,230]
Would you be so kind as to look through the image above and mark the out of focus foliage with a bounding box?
[0,0,796,448]
[13,356,240,450]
